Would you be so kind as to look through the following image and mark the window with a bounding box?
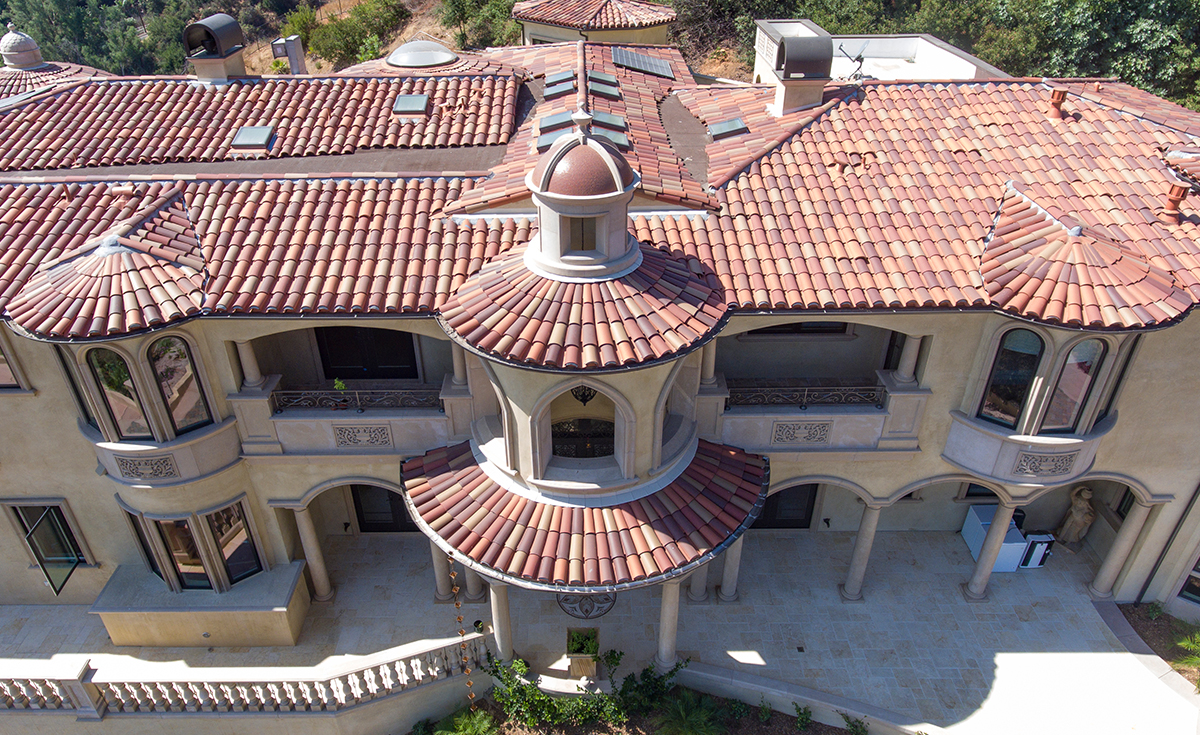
[1115,489,1136,521]
[351,485,418,532]
[87,348,152,440]
[205,502,262,583]
[56,347,97,429]
[315,327,419,381]
[126,511,161,580]
[1179,555,1200,604]
[1098,335,1139,422]
[1041,339,1106,433]
[155,518,211,590]
[148,336,212,435]
[567,217,597,252]
[552,418,615,458]
[978,329,1044,429]
[4,502,90,596]
[753,484,818,529]
[745,322,851,337]
[956,483,998,503]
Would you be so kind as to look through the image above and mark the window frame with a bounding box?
[954,482,1000,504]
[976,327,1046,431]
[83,346,157,442]
[146,335,214,436]
[54,345,99,430]
[1,499,96,594]
[0,325,34,393]
[1037,338,1108,434]
[120,494,268,594]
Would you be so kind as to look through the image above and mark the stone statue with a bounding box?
[1055,486,1097,544]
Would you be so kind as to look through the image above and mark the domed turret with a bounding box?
[1,23,47,71]
[524,109,641,280]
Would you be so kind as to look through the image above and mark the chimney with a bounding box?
[271,35,307,75]
[1048,87,1068,119]
[752,20,833,117]
[1163,182,1190,224]
[184,14,246,84]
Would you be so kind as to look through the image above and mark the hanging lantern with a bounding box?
[571,385,598,406]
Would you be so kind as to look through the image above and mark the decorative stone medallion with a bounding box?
[333,425,393,448]
[771,421,832,445]
[1012,451,1078,477]
[115,455,180,480]
[557,593,617,619]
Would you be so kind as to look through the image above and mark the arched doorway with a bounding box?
[349,484,418,533]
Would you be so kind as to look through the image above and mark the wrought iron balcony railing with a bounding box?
[271,388,443,413]
[725,378,886,409]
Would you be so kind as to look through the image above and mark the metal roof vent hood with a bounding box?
[753,19,833,116]
[184,13,246,84]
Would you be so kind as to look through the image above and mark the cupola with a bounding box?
[524,108,642,280]
[1,23,47,71]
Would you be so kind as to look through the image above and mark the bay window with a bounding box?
[1041,339,1106,433]
[978,328,1044,429]
[148,336,212,435]
[87,348,153,440]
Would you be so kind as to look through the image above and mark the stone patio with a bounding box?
[0,530,1195,732]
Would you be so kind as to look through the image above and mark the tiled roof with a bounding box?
[446,43,712,213]
[402,439,768,591]
[335,52,522,78]
[672,84,856,186]
[1048,78,1200,137]
[0,74,520,171]
[438,242,727,369]
[0,62,109,99]
[7,187,205,337]
[980,183,1192,327]
[512,0,675,30]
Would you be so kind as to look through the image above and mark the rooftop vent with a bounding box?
[776,36,832,79]
[753,19,834,116]
[184,14,246,83]
[231,125,274,150]
[709,118,749,139]
[386,40,457,69]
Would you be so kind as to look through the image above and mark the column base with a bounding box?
[716,586,738,603]
[312,587,336,603]
[434,591,456,603]
[687,588,709,603]
[464,588,488,603]
[1087,583,1115,601]
[959,582,989,603]
[838,584,865,603]
[654,654,678,670]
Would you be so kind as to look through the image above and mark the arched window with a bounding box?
[148,336,212,435]
[87,349,152,440]
[1041,339,1106,433]
[977,329,1044,429]
[548,387,617,459]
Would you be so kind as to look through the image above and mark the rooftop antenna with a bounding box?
[838,42,866,81]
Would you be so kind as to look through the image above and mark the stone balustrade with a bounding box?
[0,633,489,719]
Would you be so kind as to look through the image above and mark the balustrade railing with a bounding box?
[725,378,886,409]
[0,634,488,718]
[271,388,443,413]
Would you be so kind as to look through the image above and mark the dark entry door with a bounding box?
[351,485,417,532]
[752,484,818,529]
[315,327,419,381]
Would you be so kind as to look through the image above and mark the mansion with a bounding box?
[0,11,1197,732]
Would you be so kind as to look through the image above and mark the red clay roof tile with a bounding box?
[511,0,675,30]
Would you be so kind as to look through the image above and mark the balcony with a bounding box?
[942,410,1115,486]
[725,378,887,410]
[270,388,444,412]
[91,417,243,486]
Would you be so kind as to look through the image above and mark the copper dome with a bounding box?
[530,132,635,198]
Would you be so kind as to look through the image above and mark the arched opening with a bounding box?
[549,388,616,459]
[753,483,819,528]
[350,484,419,532]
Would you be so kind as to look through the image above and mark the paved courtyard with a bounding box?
[0,531,1195,732]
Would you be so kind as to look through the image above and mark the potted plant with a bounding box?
[566,627,599,679]
[331,377,349,410]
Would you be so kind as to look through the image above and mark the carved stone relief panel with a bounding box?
[771,422,832,445]
[115,455,181,480]
[1012,451,1078,477]
[333,425,393,448]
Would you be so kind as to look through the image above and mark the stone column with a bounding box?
[465,568,485,601]
[687,564,708,602]
[701,342,717,385]
[451,343,468,386]
[718,536,744,602]
[839,504,883,602]
[655,580,681,668]
[489,582,513,660]
[1089,499,1153,599]
[894,335,923,384]
[431,541,455,602]
[234,340,265,390]
[962,501,1018,601]
[294,507,333,601]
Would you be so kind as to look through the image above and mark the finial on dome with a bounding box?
[7,23,15,32]
[572,107,593,136]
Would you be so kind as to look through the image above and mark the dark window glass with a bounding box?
[15,506,84,595]
[568,218,597,251]
[1179,574,1200,604]
[87,349,152,440]
[1041,340,1106,433]
[978,329,1044,429]
[315,327,419,381]
[1099,336,1139,421]
[206,503,262,584]
[753,484,818,529]
[351,485,417,532]
[56,347,96,429]
[149,337,212,435]
[156,519,211,590]
[747,322,849,336]
[1116,490,1135,520]
[126,512,161,579]
[884,331,906,371]
[963,483,997,499]
[551,418,615,458]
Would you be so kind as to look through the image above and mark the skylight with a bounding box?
[591,111,627,131]
[545,70,576,86]
[392,94,429,115]
[231,125,275,150]
[588,81,621,100]
[588,70,619,86]
[544,80,575,100]
[539,110,575,132]
[537,128,571,151]
[709,118,749,140]
[594,128,630,149]
[612,47,675,79]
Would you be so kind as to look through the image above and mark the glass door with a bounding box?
[351,485,417,532]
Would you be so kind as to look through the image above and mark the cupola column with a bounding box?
[894,335,923,384]
[430,542,455,602]
[687,563,709,602]
[293,507,333,602]
[451,343,468,386]
[701,342,717,384]
[235,340,265,390]
[464,568,485,601]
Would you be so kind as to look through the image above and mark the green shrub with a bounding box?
[434,708,497,735]
[729,698,750,720]
[616,658,688,715]
[840,711,869,735]
[282,5,320,48]
[567,629,599,656]
[270,58,290,73]
[483,653,627,728]
[758,695,772,722]
[1147,602,1165,620]
[411,718,433,735]
[793,702,813,731]
[652,689,726,735]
